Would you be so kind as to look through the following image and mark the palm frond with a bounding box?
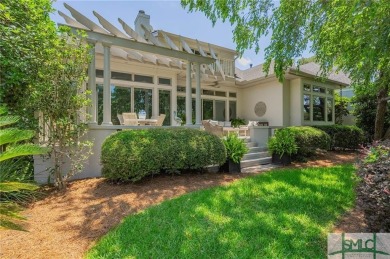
[0,144,49,162]
[0,202,27,231]
[0,128,35,146]
[0,115,20,128]
[0,182,38,193]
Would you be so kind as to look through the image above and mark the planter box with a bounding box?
[220,159,241,173]
[272,153,292,165]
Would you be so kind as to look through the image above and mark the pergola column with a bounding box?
[185,60,192,126]
[194,62,201,125]
[102,42,112,125]
[87,40,97,124]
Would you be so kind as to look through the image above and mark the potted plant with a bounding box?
[267,128,298,165]
[221,134,249,173]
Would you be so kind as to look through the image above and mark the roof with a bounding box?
[235,62,351,86]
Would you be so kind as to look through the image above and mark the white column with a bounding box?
[185,61,192,126]
[171,75,177,126]
[195,62,201,125]
[102,43,112,125]
[87,40,97,124]
[225,99,230,122]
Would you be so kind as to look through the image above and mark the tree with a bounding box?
[334,92,350,125]
[0,107,48,231]
[182,0,390,139]
[1,0,92,189]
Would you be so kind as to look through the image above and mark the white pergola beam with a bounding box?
[141,24,166,47]
[209,44,225,80]
[64,25,215,64]
[118,18,149,44]
[64,3,109,34]
[161,31,179,50]
[58,11,89,30]
[93,11,129,39]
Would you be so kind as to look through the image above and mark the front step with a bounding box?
[241,157,272,168]
[243,151,270,160]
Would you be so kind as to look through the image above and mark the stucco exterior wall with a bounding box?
[238,80,284,126]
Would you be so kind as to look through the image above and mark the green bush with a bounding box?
[268,128,298,158]
[287,126,331,158]
[314,125,364,150]
[222,134,248,163]
[101,128,226,182]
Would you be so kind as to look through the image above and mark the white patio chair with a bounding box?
[122,112,139,126]
[117,114,124,125]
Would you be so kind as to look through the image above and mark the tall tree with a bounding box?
[182,0,390,139]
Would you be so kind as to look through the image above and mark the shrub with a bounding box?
[230,118,246,128]
[314,125,364,150]
[287,126,331,158]
[101,128,226,182]
[268,128,298,157]
[222,134,248,163]
[356,140,390,232]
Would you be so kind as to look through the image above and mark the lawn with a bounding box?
[87,164,357,258]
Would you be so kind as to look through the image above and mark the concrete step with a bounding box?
[241,163,281,173]
[245,142,258,148]
[243,151,270,160]
[239,136,251,143]
[248,146,267,153]
[240,157,272,168]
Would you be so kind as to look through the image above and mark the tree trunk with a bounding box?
[374,84,389,140]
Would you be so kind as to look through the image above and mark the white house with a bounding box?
[34,5,350,183]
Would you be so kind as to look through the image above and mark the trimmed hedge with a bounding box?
[101,128,226,182]
[287,126,331,158]
[314,125,364,150]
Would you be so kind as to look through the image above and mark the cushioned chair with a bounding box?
[122,112,139,126]
[117,114,124,125]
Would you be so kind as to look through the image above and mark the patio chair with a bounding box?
[122,112,139,126]
[117,114,124,125]
[202,120,224,137]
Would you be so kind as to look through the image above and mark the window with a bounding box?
[229,101,237,119]
[202,99,214,120]
[158,77,171,86]
[96,69,104,78]
[203,90,214,96]
[177,86,186,93]
[302,83,334,123]
[111,86,131,125]
[111,71,132,81]
[134,74,154,84]
[159,90,171,125]
[229,92,237,98]
[215,91,226,97]
[134,88,153,118]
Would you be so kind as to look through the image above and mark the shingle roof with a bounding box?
[235,62,351,85]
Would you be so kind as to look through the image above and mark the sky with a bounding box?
[50,0,310,70]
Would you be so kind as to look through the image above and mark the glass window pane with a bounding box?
[215,100,225,121]
[158,77,171,85]
[229,101,237,120]
[313,85,325,93]
[134,74,154,84]
[229,92,237,98]
[111,71,132,81]
[303,84,311,92]
[97,84,103,124]
[134,88,153,119]
[177,86,185,93]
[96,69,104,78]
[327,98,333,122]
[215,91,226,97]
[202,99,214,120]
[303,94,310,121]
[313,96,325,121]
[203,89,214,96]
[159,90,171,126]
[111,86,131,125]
[177,96,195,124]
[327,89,334,95]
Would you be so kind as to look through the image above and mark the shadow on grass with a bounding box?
[86,164,357,258]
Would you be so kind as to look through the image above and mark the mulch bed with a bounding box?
[0,151,365,259]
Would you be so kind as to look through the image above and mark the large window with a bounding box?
[159,90,171,126]
[215,100,225,121]
[302,83,334,123]
[202,99,214,120]
[134,88,153,119]
[177,96,195,124]
[111,86,131,125]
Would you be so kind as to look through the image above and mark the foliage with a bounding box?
[87,164,357,258]
[352,89,390,141]
[287,126,331,159]
[222,134,248,163]
[267,128,298,158]
[230,118,246,128]
[314,125,364,150]
[0,107,48,231]
[182,0,390,140]
[334,92,350,125]
[356,140,390,232]
[101,128,226,182]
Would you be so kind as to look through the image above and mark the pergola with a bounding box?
[58,3,227,126]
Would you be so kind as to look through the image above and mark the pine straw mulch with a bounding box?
[0,151,365,259]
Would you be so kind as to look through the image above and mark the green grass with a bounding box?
[87,164,357,259]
